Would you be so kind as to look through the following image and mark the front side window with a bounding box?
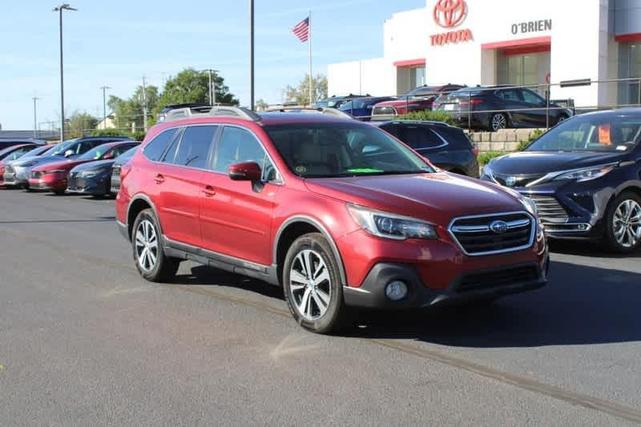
[528,114,641,152]
[213,127,276,181]
[496,89,521,102]
[143,129,178,161]
[264,123,433,178]
[167,126,217,168]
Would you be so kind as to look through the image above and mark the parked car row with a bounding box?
[1,136,138,197]
[5,106,639,335]
[318,84,574,131]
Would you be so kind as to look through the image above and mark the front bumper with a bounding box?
[28,174,67,192]
[67,174,109,196]
[343,259,548,309]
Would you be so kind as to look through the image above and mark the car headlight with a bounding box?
[348,205,438,240]
[80,170,100,178]
[520,196,538,215]
[553,164,616,183]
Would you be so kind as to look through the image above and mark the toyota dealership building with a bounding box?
[328,0,641,108]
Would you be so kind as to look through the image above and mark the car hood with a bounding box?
[304,173,524,225]
[71,159,115,172]
[33,158,87,172]
[489,151,627,175]
[13,155,67,168]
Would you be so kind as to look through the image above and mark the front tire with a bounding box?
[282,233,348,334]
[603,191,641,253]
[132,208,180,282]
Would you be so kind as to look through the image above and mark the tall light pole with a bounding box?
[53,3,77,143]
[249,0,255,110]
[100,86,111,129]
[32,97,39,139]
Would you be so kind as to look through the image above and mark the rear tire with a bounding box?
[53,189,65,195]
[132,208,180,282]
[603,191,641,253]
[282,233,349,334]
[490,113,508,131]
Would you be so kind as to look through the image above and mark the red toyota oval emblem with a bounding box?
[433,0,468,29]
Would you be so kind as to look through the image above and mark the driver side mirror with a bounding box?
[228,161,262,182]
[64,149,75,158]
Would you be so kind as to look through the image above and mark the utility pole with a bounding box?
[249,0,255,110]
[53,4,77,142]
[32,97,39,139]
[141,76,148,131]
[203,69,217,106]
[100,85,110,129]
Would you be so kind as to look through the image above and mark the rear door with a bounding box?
[199,126,280,265]
[495,89,528,127]
[155,126,216,247]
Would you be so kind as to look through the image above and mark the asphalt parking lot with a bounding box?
[1,190,641,425]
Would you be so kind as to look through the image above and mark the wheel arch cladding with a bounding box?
[127,198,152,239]
[275,218,347,287]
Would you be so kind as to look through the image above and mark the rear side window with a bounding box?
[398,126,446,150]
[431,127,473,149]
[167,126,217,168]
[496,89,521,102]
[143,129,178,161]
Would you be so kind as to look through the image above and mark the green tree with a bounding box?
[108,85,159,132]
[154,68,239,117]
[67,112,99,137]
[284,74,328,105]
[255,99,269,111]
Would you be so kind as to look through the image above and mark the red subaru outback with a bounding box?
[116,106,548,333]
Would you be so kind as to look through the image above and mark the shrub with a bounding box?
[478,151,506,166]
[398,110,456,125]
[515,129,545,151]
[92,128,146,141]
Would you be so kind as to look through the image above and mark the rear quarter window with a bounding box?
[431,127,472,150]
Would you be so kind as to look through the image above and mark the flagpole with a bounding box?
[308,10,313,106]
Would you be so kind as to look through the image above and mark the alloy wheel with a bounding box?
[289,249,332,321]
[135,219,159,272]
[613,199,641,249]
[491,114,507,131]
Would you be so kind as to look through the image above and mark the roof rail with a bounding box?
[265,106,354,120]
[162,105,262,122]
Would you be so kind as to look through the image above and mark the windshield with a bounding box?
[48,139,78,156]
[264,123,433,178]
[23,145,53,158]
[528,114,641,152]
[78,145,109,161]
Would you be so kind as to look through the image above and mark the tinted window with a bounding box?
[169,126,217,168]
[496,89,521,102]
[432,127,472,149]
[397,126,446,150]
[110,143,137,158]
[143,129,178,161]
[214,127,270,174]
[521,89,545,105]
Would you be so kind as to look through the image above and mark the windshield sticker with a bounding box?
[347,168,384,174]
[295,165,307,174]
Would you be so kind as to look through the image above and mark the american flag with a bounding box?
[292,17,310,42]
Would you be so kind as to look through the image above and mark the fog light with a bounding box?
[385,281,408,301]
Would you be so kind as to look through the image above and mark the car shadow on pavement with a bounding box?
[550,239,641,258]
[172,264,284,301]
[348,260,641,347]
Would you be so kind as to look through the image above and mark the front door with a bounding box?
[200,126,280,266]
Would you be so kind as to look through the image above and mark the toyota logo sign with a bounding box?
[433,0,468,29]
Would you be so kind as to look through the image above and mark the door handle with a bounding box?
[154,174,165,184]
[202,185,216,197]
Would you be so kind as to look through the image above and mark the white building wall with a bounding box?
[327,58,395,97]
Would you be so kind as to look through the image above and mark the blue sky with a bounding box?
[0,0,424,130]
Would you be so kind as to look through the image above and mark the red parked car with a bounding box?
[371,84,464,120]
[29,141,138,194]
[116,106,548,334]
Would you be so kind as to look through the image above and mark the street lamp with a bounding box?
[201,69,218,106]
[100,86,111,129]
[53,3,77,143]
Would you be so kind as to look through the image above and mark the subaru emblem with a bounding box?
[505,176,517,187]
[490,220,509,234]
